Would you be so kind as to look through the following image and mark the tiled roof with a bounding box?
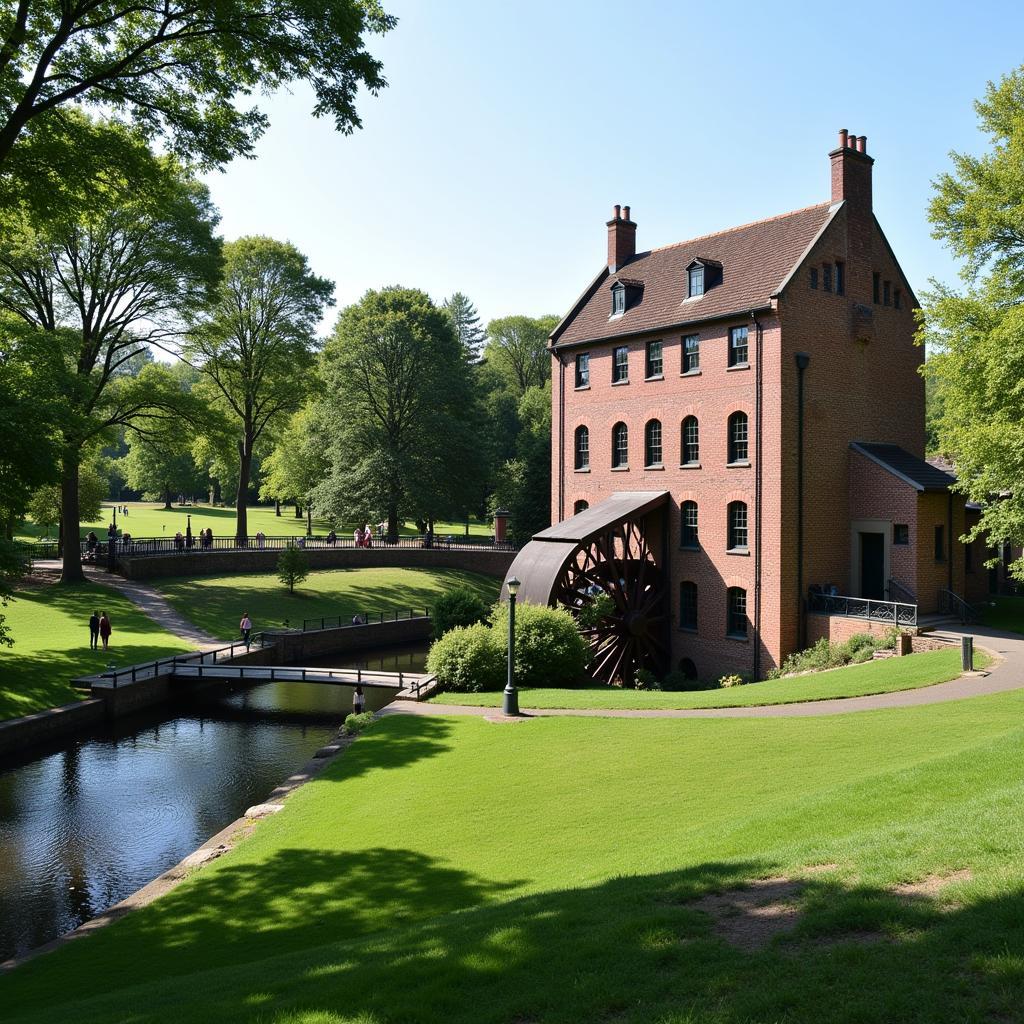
[852,443,957,492]
[552,202,836,348]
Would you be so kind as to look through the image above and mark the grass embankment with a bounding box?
[430,647,990,709]
[0,583,191,720]
[982,595,1024,634]
[154,567,501,640]
[17,501,492,543]
[5,692,1024,1022]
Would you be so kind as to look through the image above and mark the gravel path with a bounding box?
[383,623,1024,721]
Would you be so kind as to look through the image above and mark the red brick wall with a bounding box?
[805,612,895,646]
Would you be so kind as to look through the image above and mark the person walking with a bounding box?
[239,613,253,648]
[362,523,373,549]
[88,610,100,650]
[353,525,363,547]
[98,612,112,650]
[353,685,365,715]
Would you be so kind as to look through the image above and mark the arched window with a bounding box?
[645,419,663,467]
[728,412,749,464]
[727,587,748,638]
[681,416,699,465]
[612,422,629,468]
[679,657,698,680]
[727,501,748,551]
[679,581,698,631]
[573,499,589,515]
[574,425,590,470]
[680,500,699,549]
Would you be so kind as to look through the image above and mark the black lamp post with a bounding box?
[503,576,521,716]
[186,513,193,549]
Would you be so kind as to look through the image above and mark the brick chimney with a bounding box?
[607,204,636,272]
[830,129,874,282]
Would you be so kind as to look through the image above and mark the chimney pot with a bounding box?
[847,134,856,148]
[856,135,867,154]
[607,204,636,272]
[612,204,621,221]
[622,205,631,222]
[838,128,848,149]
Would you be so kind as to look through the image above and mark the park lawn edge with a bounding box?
[427,647,992,710]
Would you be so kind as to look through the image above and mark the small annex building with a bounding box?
[504,130,992,684]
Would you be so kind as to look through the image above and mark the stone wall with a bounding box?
[266,617,433,663]
[0,699,106,758]
[118,546,515,581]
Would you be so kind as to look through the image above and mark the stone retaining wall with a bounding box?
[805,613,900,646]
[118,547,515,581]
[266,617,433,663]
[0,699,106,758]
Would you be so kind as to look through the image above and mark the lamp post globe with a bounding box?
[503,576,521,717]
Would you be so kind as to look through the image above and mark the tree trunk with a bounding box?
[294,502,302,518]
[236,438,251,545]
[59,450,85,583]
[306,505,312,537]
[275,500,281,517]
[387,505,399,544]
[163,483,172,511]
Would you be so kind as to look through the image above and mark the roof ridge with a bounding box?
[646,200,833,256]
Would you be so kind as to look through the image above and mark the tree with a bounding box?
[187,236,334,543]
[28,456,108,551]
[314,286,480,539]
[443,292,485,360]
[483,314,559,397]
[123,432,205,510]
[276,541,309,593]
[0,0,395,176]
[260,406,329,535]
[490,382,551,543]
[0,138,221,581]
[920,65,1024,579]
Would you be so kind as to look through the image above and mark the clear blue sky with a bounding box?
[202,0,1024,331]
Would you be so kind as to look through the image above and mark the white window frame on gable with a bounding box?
[611,282,626,317]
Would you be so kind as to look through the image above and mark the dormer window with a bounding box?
[685,258,721,300]
[609,278,643,318]
[611,282,626,316]
[688,264,704,297]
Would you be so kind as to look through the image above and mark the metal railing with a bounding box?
[938,588,978,624]
[808,590,918,627]
[98,632,269,688]
[172,664,417,688]
[79,533,515,558]
[886,578,917,605]
[301,608,431,632]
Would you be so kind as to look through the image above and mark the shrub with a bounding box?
[577,593,615,629]
[492,601,588,688]
[718,673,747,689]
[276,541,309,593]
[633,668,659,691]
[843,633,875,655]
[426,623,505,693]
[342,711,376,736]
[431,587,489,639]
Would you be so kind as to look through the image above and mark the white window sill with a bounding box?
[611,379,630,386]
[727,363,750,372]
[574,467,590,474]
[644,464,665,471]
[727,460,751,469]
[645,374,664,382]
[680,462,701,470]
[727,548,750,557]
[681,369,702,377]
[611,466,630,472]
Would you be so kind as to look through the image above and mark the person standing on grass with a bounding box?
[240,613,253,648]
[362,524,373,548]
[353,685,365,715]
[353,525,363,547]
[88,610,100,650]
[99,612,112,650]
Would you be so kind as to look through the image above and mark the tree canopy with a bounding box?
[0,0,395,175]
[483,314,558,397]
[920,65,1024,578]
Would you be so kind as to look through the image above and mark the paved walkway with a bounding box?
[383,623,1024,721]
[80,565,222,649]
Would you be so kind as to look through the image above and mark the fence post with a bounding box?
[399,671,403,690]
[961,635,974,672]
[357,667,362,685]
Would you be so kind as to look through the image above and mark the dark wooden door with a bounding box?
[860,532,885,600]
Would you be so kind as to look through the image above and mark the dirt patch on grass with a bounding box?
[691,877,804,951]
[892,868,973,901]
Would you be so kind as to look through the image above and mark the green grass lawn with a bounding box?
[16,501,493,544]
[982,595,1024,634]
[5,691,1024,1022]
[0,583,192,720]
[153,567,502,640]
[429,648,991,709]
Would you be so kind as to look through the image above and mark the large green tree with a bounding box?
[0,136,221,581]
[259,406,329,534]
[315,286,479,539]
[483,314,558,398]
[443,292,485,361]
[0,0,395,175]
[920,65,1024,579]
[187,236,334,543]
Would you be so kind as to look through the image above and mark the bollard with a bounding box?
[962,635,974,672]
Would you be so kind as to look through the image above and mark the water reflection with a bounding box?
[0,643,424,962]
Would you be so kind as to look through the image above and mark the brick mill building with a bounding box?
[505,131,990,684]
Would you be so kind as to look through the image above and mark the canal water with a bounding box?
[0,642,427,963]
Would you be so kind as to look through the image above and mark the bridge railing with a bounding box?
[301,608,431,632]
[172,664,418,688]
[98,632,270,688]
[807,590,918,627]
[78,533,516,560]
